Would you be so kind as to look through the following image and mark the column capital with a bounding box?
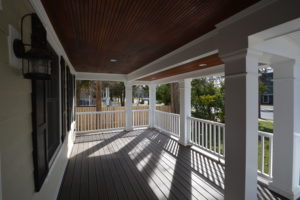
[178,79,192,89]
[222,48,262,77]
[272,58,300,80]
[124,81,133,87]
[220,48,263,63]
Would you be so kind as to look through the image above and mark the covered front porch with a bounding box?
[58,129,282,200]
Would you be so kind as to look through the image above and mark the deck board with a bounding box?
[58,128,288,200]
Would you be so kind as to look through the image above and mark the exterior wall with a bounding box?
[0,0,75,200]
[0,1,35,200]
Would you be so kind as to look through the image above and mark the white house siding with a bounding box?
[0,0,75,200]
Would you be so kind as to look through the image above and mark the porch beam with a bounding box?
[76,72,127,81]
[222,48,261,200]
[179,79,192,146]
[125,83,133,131]
[269,59,300,200]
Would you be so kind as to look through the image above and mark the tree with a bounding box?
[170,82,180,114]
[96,81,102,111]
[133,85,149,105]
[108,81,125,106]
[191,77,225,122]
[76,80,93,106]
[156,84,171,105]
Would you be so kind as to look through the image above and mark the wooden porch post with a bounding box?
[125,82,133,131]
[269,59,300,200]
[222,49,261,200]
[179,79,191,146]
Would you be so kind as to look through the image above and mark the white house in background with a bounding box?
[0,0,300,200]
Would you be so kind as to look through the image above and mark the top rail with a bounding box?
[77,110,126,115]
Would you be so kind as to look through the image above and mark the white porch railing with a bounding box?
[76,110,150,133]
[76,110,126,133]
[133,109,149,127]
[258,131,273,179]
[188,117,274,179]
[75,110,273,179]
[154,110,180,137]
[188,117,225,158]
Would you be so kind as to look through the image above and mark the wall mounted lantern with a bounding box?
[13,13,53,80]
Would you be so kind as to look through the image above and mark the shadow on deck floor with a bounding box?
[58,128,287,200]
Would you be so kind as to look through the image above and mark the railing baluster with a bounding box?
[269,136,273,177]
[205,123,208,149]
[214,124,216,152]
[197,121,200,145]
[218,126,221,155]
[261,136,265,174]
[209,124,212,150]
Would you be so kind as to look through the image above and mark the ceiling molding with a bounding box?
[29,0,76,74]
[152,64,224,85]
[128,81,151,85]
[76,72,127,81]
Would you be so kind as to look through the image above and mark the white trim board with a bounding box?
[29,0,76,75]
[76,72,127,81]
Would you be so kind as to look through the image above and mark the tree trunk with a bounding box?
[96,81,102,129]
[170,82,180,114]
[96,81,102,111]
[76,82,81,106]
[120,91,125,106]
[258,93,261,118]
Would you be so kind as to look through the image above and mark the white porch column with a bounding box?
[222,49,261,200]
[269,59,300,200]
[148,84,156,127]
[125,83,133,131]
[179,79,191,146]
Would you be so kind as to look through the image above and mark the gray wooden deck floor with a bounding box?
[58,128,287,200]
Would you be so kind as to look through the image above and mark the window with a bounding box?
[263,95,269,104]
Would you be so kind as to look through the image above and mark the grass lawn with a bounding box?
[259,120,273,133]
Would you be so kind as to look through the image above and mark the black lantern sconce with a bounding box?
[13,13,53,80]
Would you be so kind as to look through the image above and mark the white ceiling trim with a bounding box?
[29,0,76,75]
[76,72,127,81]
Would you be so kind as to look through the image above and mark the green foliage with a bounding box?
[191,78,225,122]
[156,84,171,105]
[258,120,273,133]
[259,82,268,95]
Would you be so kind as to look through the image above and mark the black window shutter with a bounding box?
[46,52,60,162]
[32,80,49,192]
[67,67,72,131]
[72,75,76,122]
[61,57,67,141]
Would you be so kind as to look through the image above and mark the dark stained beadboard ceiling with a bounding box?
[138,54,224,81]
[41,0,260,74]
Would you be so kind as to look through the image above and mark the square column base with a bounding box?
[269,183,300,200]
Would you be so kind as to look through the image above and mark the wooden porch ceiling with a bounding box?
[41,0,259,74]
[138,54,223,81]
